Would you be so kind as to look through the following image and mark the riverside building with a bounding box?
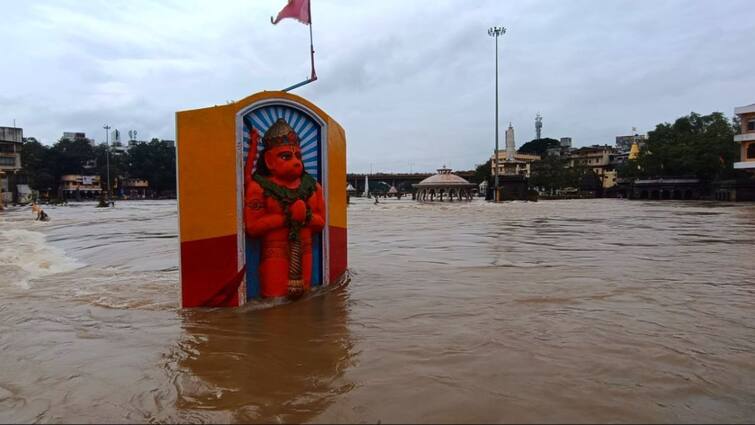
[0,127,23,204]
[60,175,102,200]
[490,124,540,177]
[733,103,755,172]
[567,145,618,189]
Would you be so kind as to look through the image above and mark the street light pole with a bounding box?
[488,26,506,202]
[104,124,111,203]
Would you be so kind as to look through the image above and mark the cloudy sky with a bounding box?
[2,0,754,173]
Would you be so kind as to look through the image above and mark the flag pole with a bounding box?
[282,0,317,92]
[308,0,317,81]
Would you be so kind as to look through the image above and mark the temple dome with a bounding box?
[413,166,476,202]
[415,166,474,187]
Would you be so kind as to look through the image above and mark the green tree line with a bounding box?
[21,138,176,198]
[529,157,599,192]
[618,112,739,181]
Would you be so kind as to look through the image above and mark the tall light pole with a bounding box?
[488,26,506,202]
[104,124,111,202]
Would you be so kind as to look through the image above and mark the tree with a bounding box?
[471,160,491,184]
[51,138,95,174]
[93,144,129,195]
[21,140,52,191]
[530,156,590,193]
[531,156,567,192]
[149,140,177,194]
[34,171,56,194]
[616,159,642,180]
[518,138,560,157]
[633,112,737,181]
[20,139,47,172]
[127,139,176,195]
[19,136,177,200]
[577,167,601,193]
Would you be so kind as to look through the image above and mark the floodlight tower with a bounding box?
[488,25,506,202]
[104,124,111,202]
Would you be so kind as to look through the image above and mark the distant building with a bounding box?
[63,131,86,140]
[109,129,128,154]
[491,151,540,177]
[111,142,128,155]
[610,151,629,168]
[491,124,540,177]
[0,127,23,204]
[547,137,575,157]
[60,174,102,200]
[478,179,488,196]
[633,178,702,200]
[616,133,647,153]
[124,139,175,150]
[710,105,755,201]
[609,140,639,169]
[111,129,121,144]
[733,103,755,172]
[123,178,149,198]
[62,131,95,146]
[603,170,618,188]
[0,127,23,171]
[567,145,618,189]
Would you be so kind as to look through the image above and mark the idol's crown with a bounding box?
[263,118,299,148]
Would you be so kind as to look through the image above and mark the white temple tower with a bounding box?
[505,123,516,161]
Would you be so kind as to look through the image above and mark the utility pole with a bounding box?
[488,26,506,202]
[104,124,111,204]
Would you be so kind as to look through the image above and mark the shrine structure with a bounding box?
[176,91,347,307]
[413,166,476,202]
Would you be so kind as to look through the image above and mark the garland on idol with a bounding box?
[253,172,316,241]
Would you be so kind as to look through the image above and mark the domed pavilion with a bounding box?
[413,166,476,202]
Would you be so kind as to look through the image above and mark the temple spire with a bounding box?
[505,123,516,162]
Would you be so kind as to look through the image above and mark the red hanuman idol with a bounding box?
[244,118,326,299]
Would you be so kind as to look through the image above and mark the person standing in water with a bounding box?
[31,203,49,221]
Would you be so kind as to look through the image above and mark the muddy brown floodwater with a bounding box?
[0,198,754,423]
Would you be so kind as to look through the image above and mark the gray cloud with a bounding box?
[1,0,753,173]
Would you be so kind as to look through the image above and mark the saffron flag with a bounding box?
[271,0,310,25]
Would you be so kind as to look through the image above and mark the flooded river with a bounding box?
[0,198,754,423]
